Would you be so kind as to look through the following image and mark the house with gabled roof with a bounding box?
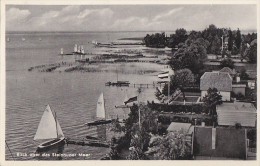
[200,72,232,101]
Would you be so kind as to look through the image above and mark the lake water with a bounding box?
[5,31,166,160]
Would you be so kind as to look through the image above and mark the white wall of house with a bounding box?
[201,91,230,101]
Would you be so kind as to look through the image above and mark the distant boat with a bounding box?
[74,44,78,53]
[85,93,112,126]
[34,105,65,152]
[39,38,42,41]
[73,44,86,55]
[92,40,113,47]
[105,66,130,86]
[60,48,64,55]
[22,38,25,41]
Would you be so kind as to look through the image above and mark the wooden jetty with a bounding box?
[105,82,160,89]
[65,137,110,148]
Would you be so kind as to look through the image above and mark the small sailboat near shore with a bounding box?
[34,105,65,152]
[85,93,112,126]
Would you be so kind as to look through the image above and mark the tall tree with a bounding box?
[202,88,223,115]
[220,58,235,69]
[228,29,234,51]
[167,28,188,48]
[210,35,221,54]
[169,38,208,74]
[163,68,195,97]
[240,68,250,80]
[246,42,257,64]
[235,28,242,49]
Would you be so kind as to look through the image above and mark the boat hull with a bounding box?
[36,137,65,152]
[85,119,112,126]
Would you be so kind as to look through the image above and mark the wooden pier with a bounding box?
[65,137,110,148]
[130,83,156,88]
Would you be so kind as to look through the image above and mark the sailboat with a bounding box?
[34,105,65,152]
[85,93,112,126]
[105,66,130,86]
[60,48,64,55]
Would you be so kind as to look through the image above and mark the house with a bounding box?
[232,84,246,96]
[193,126,249,159]
[247,80,256,89]
[216,102,256,127]
[200,72,232,101]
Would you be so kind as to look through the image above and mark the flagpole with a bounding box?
[168,80,170,104]
[138,95,141,130]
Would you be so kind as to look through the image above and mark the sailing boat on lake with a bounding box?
[34,105,65,152]
[85,93,112,126]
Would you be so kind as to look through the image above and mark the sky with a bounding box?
[6,5,257,32]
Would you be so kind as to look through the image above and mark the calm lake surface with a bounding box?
[5,31,166,160]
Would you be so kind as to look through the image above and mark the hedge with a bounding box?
[157,114,214,126]
[147,102,204,114]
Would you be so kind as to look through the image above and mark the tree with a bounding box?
[167,28,188,48]
[240,68,250,80]
[126,105,159,160]
[147,130,192,160]
[162,69,195,97]
[246,42,257,63]
[220,58,234,69]
[228,30,234,51]
[144,32,166,48]
[235,29,242,49]
[169,38,208,74]
[202,88,223,115]
[210,35,221,55]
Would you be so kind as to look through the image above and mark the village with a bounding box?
[3,3,258,162]
[101,25,257,160]
[24,25,257,160]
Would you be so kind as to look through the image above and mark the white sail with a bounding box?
[96,93,106,119]
[74,44,77,52]
[78,46,81,53]
[34,105,64,140]
[60,48,64,55]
